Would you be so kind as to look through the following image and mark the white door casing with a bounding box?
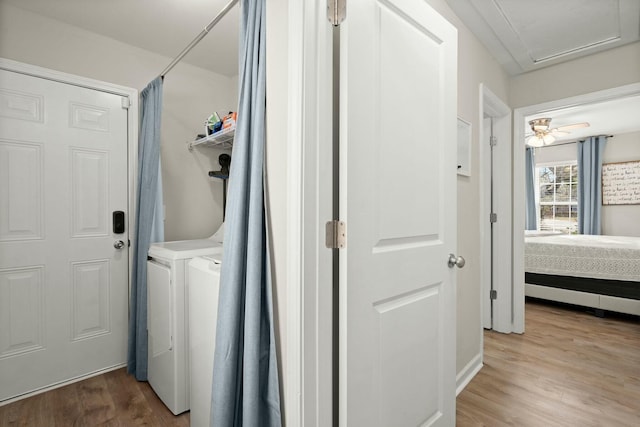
[0,64,133,402]
[283,1,335,425]
[340,0,458,425]
[479,84,512,333]
[480,115,492,330]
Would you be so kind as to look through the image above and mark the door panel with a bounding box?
[0,140,43,241]
[340,0,457,425]
[0,69,129,401]
[70,148,109,237]
[0,266,45,357]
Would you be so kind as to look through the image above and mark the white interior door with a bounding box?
[0,69,129,401]
[339,0,458,425]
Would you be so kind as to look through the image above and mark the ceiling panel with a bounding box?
[447,0,640,75]
[497,0,620,62]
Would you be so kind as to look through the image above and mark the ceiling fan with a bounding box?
[526,118,590,147]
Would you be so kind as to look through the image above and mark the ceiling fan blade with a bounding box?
[554,122,590,132]
[550,129,570,136]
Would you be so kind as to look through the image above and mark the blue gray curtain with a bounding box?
[211,0,282,425]
[525,147,537,230]
[127,77,163,381]
[577,136,607,235]
[150,160,165,243]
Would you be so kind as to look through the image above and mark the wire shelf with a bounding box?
[188,125,234,150]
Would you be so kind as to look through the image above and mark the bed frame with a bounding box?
[525,273,640,316]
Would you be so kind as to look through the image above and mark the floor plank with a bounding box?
[0,369,189,427]
[457,299,640,427]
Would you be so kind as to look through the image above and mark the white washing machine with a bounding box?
[187,254,223,427]
[146,225,223,415]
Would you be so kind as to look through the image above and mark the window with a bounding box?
[536,163,578,233]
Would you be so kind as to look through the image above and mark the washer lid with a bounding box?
[189,255,223,274]
[148,239,223,260]
[202,253,223,264]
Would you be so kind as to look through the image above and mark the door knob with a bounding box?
[448,253,465,268]
[114,240,125,250]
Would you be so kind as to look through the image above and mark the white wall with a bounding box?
[423,0,511,380]
[0,3,237,241]
[510,42,640,109]
[533,143,576,165]
[535,131,640,237]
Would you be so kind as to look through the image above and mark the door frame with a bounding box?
[511,82,640,334]
[284,1,333,426]
[0,57,138,396]
[479,84,513,333]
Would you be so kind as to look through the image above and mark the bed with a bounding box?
[524,234,640,316]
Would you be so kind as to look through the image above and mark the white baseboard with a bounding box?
[456,353,483,396]
[0,363,126,406]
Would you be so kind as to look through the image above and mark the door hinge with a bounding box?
[325,220,346,249]
[490,212,498,223]
[121,97,131,109]
[490,136,497,146]
[490,289,497,300]
[327,0,346,26]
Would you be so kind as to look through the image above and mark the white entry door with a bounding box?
[340,0,458,425]
[0,69,129,401]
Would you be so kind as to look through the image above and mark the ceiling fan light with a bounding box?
[542,134,555,145]
[527,135,545,147]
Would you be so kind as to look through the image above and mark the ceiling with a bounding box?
[446,0,640,75]
[1,0,240,77]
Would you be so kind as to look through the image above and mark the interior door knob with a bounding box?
[114,240,125,250]
[448,253,465,268]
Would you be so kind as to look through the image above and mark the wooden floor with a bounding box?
[2,299,638,426]
[457,299,640,427]
[0,369,189,427]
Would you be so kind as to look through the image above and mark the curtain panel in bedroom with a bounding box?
[577,135,607,235]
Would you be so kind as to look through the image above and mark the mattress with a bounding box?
[524,234,640,283]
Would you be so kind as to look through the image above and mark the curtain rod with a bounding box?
[535,135,614,148]
[159,0,239,79]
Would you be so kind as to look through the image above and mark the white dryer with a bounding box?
[187,254,223,427]
[146,225,223,415]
